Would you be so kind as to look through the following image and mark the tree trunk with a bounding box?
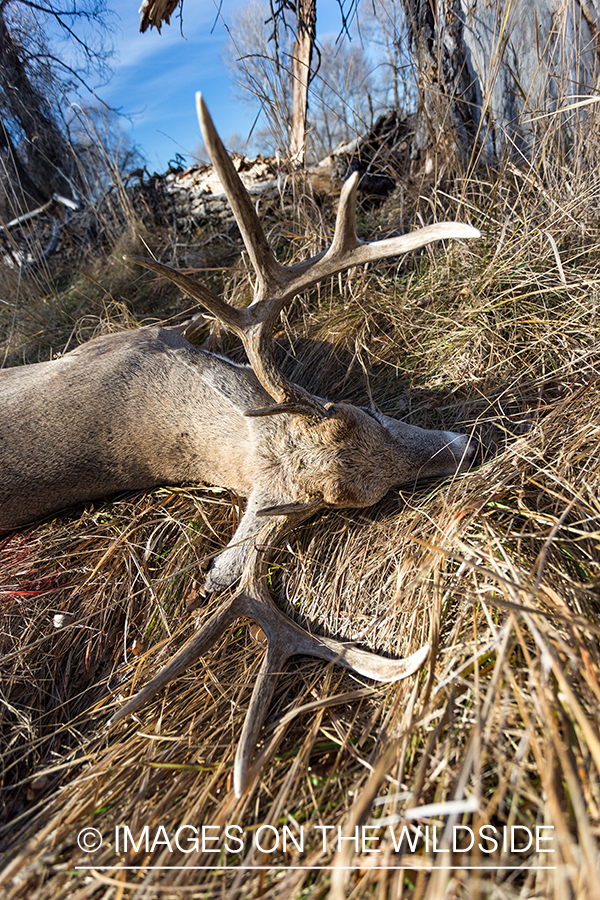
[400,0,600,163]
[290,0,317,166]
[0,10,75,214]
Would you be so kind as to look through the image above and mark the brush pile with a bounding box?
[1,108,600,900]
[127,109,410,236]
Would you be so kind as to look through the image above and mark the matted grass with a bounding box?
[1,136,600,899]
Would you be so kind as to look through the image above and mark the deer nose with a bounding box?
[443,431,480,472]
[466,435,483,466]
[462,435,482,470]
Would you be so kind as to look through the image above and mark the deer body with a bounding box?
[1,321,472,591]
[1,94,481,795]
[0,327,260,531]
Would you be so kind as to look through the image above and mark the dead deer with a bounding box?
[0,95,480,796]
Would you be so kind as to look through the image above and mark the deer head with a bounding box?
[107,95,480,797]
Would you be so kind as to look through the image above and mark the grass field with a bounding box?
[1,110,600,899]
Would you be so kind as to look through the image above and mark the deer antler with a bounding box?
[126,93,480,417]
[109,516,429,798]
[111,97,480,797]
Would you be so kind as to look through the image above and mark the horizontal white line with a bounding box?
[76,865,558,871]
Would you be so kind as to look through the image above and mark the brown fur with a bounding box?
[0,323,474,593]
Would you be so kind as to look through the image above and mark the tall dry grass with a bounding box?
[2,79,600,900]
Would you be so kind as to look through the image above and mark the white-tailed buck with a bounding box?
[0,95,480,796]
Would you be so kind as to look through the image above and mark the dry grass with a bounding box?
[2,111,600,900]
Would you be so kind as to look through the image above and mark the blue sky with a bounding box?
[101,1,348,172]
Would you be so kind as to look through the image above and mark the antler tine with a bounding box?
[233,637,288,797]
[196,92,283,296]
[328,171,361,256]
[123,255,250,336]
[107,597,238,728]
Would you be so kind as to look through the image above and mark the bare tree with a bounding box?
[306,36,376,159]
[0,0,114,216]
[358,0,416,115]
[288,0,316,164]
[68,103,144,196]
[225,0,294,154]
[225,0,383,160]
[140,0,366,165]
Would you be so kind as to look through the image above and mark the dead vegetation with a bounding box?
[1,103,600,900]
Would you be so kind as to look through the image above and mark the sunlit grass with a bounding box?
[2,105,600,899]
